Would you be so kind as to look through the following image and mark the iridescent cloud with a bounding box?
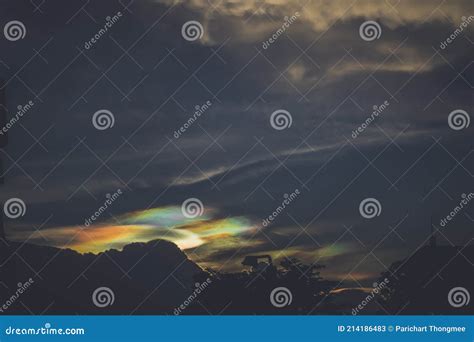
[19,206,257,255]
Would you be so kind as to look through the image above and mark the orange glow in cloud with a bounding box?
[22,207,256,255]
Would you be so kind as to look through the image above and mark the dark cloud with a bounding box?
[1,0,472,284]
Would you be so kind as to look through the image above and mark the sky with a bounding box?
[0,0,473,285]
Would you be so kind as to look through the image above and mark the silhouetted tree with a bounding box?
[377,245,474,314]
[188,257,340,314]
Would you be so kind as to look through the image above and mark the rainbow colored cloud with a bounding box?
[22,206,257,255]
